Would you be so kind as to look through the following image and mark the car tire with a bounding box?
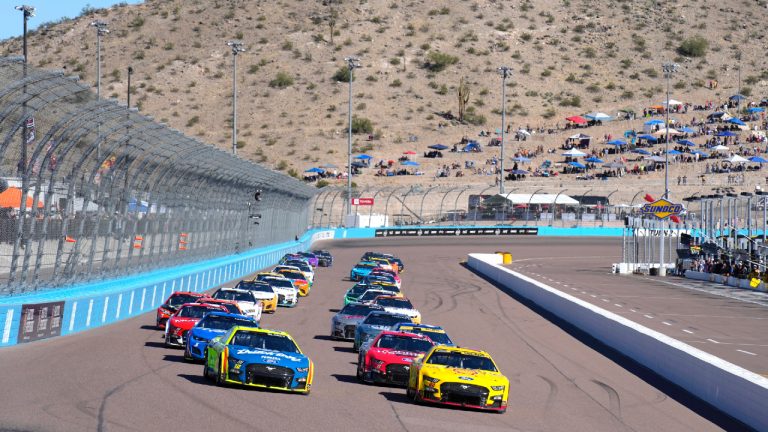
[203,352,211,380]
[497,407,507,414]
[184,345,193,362]
[164,333,172,348]
[215,357,226,387]
[406,385,415,400]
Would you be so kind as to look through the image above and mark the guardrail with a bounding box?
[0,224,625,347]
[467,252,768,431]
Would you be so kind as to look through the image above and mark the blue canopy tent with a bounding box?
[355,154,373,160]
[747,107,765,114]
[730,94,746,101]
[716,131,737,137]
[692,150,709,158]
[631,148,651,155]
[679,127,697,133]
[708,112,727,119]
[606,139,627,146]
[304,167,325,173]
[677,140,696,147]
[727,118,746,126]
[568,161,587,169]
[667,150,683,155]
[462,141,482,152]
[644,119,665,125]
[749,156,768,164]
[401,160,420,166]
[584,156,604,163]
[638,134,658,143]
[428,144,449,150]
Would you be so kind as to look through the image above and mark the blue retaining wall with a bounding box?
[0,225,622,347]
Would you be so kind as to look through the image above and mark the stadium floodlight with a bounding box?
[90,20,109,100]
[344,56,361,218]
[497,66,512,195]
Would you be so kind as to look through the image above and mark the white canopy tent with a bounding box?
[489,193,580,205]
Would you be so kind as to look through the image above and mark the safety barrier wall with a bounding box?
[685,270,768,293]
[467,252,768,431]
[0,224,624,347]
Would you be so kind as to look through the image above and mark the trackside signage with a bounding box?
[375,227,538,237]
[639,198,684,220]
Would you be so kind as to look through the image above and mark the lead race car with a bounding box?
[204,326,314,394]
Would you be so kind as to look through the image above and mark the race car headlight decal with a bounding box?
[492,395,503,401]
[491,386,505,391]
[373,359,385,368]
[423,376,439,384]
[296,367,309,373]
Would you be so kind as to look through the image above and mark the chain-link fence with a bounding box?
[0,57,316,294]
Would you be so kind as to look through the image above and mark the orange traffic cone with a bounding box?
[65,236,76,243]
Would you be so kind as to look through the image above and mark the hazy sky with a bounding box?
[0,1,143,41]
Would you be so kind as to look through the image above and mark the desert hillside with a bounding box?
[2,0,767,199]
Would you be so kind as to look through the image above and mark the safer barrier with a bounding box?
[467,253,768,431]
[685,270,768,293]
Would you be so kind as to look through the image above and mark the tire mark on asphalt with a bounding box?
[386,400,411,432]
[537,375,559,414]
[591,379,622,419]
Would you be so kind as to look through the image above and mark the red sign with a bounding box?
[351,198,374,206]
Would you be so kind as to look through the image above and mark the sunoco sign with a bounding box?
[639,198,684,220]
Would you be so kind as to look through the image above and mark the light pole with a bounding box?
[226,40,245,156]
[127,66,133,110]
[498,66,512,195]
[90,20,108,100]
[16,5,34,176]
[660,62,678,277]
[344,56,361,219]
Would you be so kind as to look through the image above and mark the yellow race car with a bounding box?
[406,345,508,413]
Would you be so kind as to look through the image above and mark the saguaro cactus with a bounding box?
[458,77,470,122]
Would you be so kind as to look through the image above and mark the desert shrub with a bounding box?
[677,36,708,57]
[424,51,459,72]
[269,72,294,88]
[351,116,374,134]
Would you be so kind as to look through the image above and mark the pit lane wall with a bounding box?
[467,252,768,431]
[0,225,621,347]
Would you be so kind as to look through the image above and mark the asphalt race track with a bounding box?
[0,237,747,432]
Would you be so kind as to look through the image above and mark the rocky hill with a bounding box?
[2,0,767,197]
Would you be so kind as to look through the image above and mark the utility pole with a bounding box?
[226,40,245,156]
[90,20,109,100]
[344,56,361,219]
[16,5,34,175]
[497,66,512,195]
[660,61,679,277]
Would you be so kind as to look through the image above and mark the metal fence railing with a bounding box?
[0,57,316,294]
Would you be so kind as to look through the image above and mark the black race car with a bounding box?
[311,250,333,267]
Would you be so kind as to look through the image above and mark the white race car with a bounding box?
[259,276,299,307]
[210,288,263,322]
[372,295,421,324]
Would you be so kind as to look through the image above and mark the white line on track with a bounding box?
[644,314,654,319]
[601,299,609,302]
[737,349,757,356]
[630,309,637,313]
[707,338,720,344]
[614,304,622,307]
[683,329,694,334]
[662,321,672,326]
[590,294,597,298]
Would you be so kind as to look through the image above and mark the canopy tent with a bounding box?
[462,141,482,152]
[747,107,765,114]
[401,160,420,166]
[428,144,449,150]
[0,187,43,209]
[647,155,667,163]
[484,193,580,206]
[725,154,749,164]
[606,139,627,146]
[644,119,665,125]
[584,156,604,163]
[562,148,587,157]
[716,130,737,137]
[637,134,658,143]
[692,150,709,158]
[679,127,697,134]
[304,167,325,173]
[516,129,531,136]
[711,144,729,152]
[666,150,683,155]
[585,112,612,121]
[355,154,373,160]
[568,161,587,169]
[631,148,651,155]
[677,140,696,147]
[727,118,746,126]
[403,150,417,155]
[653,128,680,136]
[662,99,684,106]
[730,94,747,101]
[565,115,587,124]
[749,156,768,163]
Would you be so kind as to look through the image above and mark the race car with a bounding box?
[185,311,259,361]
[353,311,413,352]
[361,252,404,273]
[204,326,314,394]
[164,302,228,347]
[196,298,245,315]
[283,260,315,284]
[357,330,435,386]
[156,291,210,329]
[311,250,333,267]
[372,295,421,324]
[210,288,263,321]
[369,257,397,273]
[279,254,310,267]
[296,251,319,267]
[406,345,509,413]
[363,272,400,289]
[235,280,278,313]
[330,302,384,340]
[393,323,455,347]
[357,289,397,305]
[350,261,381,281]
[256,275,299,307]
[276,269,310,296]
[344,283,401,305]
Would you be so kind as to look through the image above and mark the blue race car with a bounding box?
[391,323,456,346]
[350,261,380,281]
[185,311,258,361]
[204,326,314,394]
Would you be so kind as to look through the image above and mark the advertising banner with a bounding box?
[17,301,65,343]
[375,227,538,237]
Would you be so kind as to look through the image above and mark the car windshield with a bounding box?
[280,271,304,280]
[231,331,300,353]
[376,298,413,309]
[399,327,453,345]
[220,303,241,314]
[364,314,411,326]
[360,291,388,302]
[286,261,310,271]
[340,303,378,316]
[167,294,198,307]
[199,315,254,330]
[177,305,214,318]
[263,278,294,288]
[213,290,254,302]
[366,275,394,283]
[236,281,273,292]
[426,351,497,371]
[376,335,433,352]
[356,263,377,269]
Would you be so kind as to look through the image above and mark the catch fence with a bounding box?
[0,57,315,294]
